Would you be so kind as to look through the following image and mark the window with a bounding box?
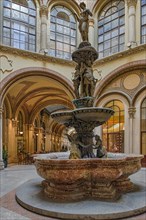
[49,6,77,60]
[141,0,146,44]
[3,0,36,52]
[98,0,125,58]
[102,100,124,153]
[141,98,146,154]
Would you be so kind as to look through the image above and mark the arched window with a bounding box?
[3,0,36,51]
[49,6,77,60]
[102,100,124,153]
[17,111,23,135]
[98,0,125,58]
[141,98,146,155]
[141,0,146,44]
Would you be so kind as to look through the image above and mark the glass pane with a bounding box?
[98,27,104,35]
[98,35,103,43]
[142,5,146,15]
[56,34,63,42]
[12,10,20,19]
[104,40,110,49]
[98,43,103,52]
[111,29,118,37]
[119,35,124,44]
[104,23,111,32]
[21,13,28,22]
[64,52,70,59]
[4,8,11,17]
[50,23,55,31]
[12,3,19,10]
[3,19,10,27]
[111,46,118,53]
[64,27,70,35]
[50,31,55,40]
[49,49,55,56]
[29,9,36,16]
[29,44,35,51]
[112,19,118,29]
[56,50,63,58]
[120,26,125,34]
[29,16,35,25]
[29,35,35,43]
[3,37,10,45]
[29,27,35,34]
[64,36,70,44]
[13,22,20,30]
[71,29,76,37]
[71,37,75,45]
[64,44,70,52]
[56,42,63,50]
[71,46,75,53]
[142,15,146,25]
[3,1,11,7]
[20,6,28,13]
[50,40,55,49]
[3,28,10,37]
[56,25,63,33]
[104,32,110,40]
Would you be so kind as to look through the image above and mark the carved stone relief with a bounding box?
[0,55,13,74]
[102,71,146,99]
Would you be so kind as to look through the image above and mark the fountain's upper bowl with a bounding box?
[51,107,114,125]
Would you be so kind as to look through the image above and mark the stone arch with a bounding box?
[94,60,146,100]
[0,67,75,108]
[48,0,80,16]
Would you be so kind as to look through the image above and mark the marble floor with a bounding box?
[0,164,146,220]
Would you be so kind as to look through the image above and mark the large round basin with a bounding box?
[34,152,143,201]
[51,107,114,125]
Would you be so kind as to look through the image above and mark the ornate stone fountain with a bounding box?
[34,2,143,202]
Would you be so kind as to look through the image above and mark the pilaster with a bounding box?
[128,107,136,153]
[126,0,138,47]
[0,108,4,169]
[89,18,95,47]
[39,5,48,53]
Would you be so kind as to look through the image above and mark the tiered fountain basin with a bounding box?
[34,152,143,201]
[51,107,114,126]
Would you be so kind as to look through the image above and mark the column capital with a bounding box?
[0,108,3,119]
[128,107,136,119]
[11,119,17,127]
[0,107,3,113]
[126,0,137,7]
[89,18,95,27]
[40,5,48,17]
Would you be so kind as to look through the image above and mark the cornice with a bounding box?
[93,44,146,66]
[1,43,146,68]
[0,45,75,67]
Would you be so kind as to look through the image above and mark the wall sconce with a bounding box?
[19,131,23,135]
[36,133,38,136]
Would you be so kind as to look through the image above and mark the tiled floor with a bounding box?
[0,165,146,220]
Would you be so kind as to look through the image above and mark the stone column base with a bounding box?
[0,160,4,170]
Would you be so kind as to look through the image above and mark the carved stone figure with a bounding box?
[77,2,92,41]
[93,135,107,158]
[82,60,97,97]
[72,64,81,98]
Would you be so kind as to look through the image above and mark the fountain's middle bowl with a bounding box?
[51,107,114,125]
